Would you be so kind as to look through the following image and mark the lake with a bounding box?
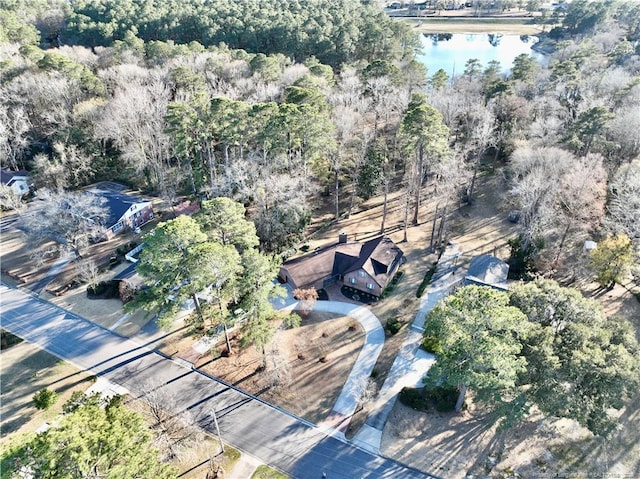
[417,33,544,77]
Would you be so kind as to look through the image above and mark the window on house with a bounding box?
[349,277,357,284]
[358,271,366,277]
[366,282,374,290]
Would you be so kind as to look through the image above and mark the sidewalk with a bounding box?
[227,451,263,479]
[352,243,464,454]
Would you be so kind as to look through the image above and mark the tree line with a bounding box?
[1,0,638,262]
[1,0,420,69]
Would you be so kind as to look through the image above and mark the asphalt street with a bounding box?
[0,284,436,479]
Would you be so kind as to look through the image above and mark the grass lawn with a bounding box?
[251,465,290,479]
[0,340,95,442]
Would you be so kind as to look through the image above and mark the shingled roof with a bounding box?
[86,187,151,227]
[465,254,509,290]
[0,169,28,185]
[344,236,404,287]
[280,236,403,289]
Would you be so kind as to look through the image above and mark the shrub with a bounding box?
[398,387,429,411]
[1,330,23,350]
[398,385,458,412]
[428,385,458,412]
[282,312,302,329]
[33,388,58,410]
[381,270,404,298]
[416,266,437,298]
[385,317,402,335]
[421,335,442,354]
[87,281,120,299]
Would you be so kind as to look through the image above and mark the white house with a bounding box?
[0,169,30,196]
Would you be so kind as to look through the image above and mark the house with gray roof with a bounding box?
[86,185,154,239]
[278,235,404,298]
[464,254,509,290]
[1,169,30,196]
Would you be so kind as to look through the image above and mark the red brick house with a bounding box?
[278,235,404,298]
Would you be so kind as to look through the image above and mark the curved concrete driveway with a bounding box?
[283,300,385,438]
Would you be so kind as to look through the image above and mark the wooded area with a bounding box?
[1,0,639,261]
[1,0,640,475]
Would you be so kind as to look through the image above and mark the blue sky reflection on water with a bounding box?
[417,33,543,77]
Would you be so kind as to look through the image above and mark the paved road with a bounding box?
[0,285,435,479]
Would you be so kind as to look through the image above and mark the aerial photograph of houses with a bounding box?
[1,1,639,478]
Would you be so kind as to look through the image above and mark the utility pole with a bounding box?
[211,408,224,454]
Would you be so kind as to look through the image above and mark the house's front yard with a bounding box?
[153,311,366,426]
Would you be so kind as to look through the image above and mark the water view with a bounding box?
[417,33,543,77]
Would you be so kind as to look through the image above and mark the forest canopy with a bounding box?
[1,0,639,263]
[2,0,420,68]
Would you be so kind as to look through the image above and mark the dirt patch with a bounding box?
[381,400,498,478]
[0,341,94,441]
[382,390,640,478]
[585,282,640,337]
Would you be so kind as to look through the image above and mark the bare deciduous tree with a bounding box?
[94,78,173,193]
[0,184,25,211]
[606,159,640,246]
[139,383,203,462]
[19,189,109,257]
[31,142,95,190]
[0,104,31,170]
[553,154,607,264]
[265,344,292,388]
[74,258,101,288]
[430,151,472,249]
[349,375,378,413]
[607,107,640,164]
[508,145,574,252]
